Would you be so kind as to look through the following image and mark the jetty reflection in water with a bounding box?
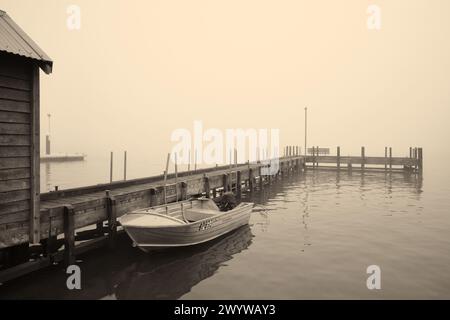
[115,225,253,299]
[0,225,253,300]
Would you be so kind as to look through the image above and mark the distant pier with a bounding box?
[40,153,86,163]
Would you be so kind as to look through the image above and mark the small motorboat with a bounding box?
[119,198,254,252]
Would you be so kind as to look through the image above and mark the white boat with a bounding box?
[119,198,254,252]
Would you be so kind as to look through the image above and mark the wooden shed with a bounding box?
[0,10,52,250]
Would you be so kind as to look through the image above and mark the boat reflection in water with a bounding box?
[115,225,253,299]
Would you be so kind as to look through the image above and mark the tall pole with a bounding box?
[304,107,308,156]
[47,114,51,135]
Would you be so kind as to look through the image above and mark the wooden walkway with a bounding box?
[0,147,423,283]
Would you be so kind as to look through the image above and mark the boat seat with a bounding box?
[184,208,219,222]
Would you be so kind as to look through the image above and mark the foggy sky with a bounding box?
[2,0,450,163]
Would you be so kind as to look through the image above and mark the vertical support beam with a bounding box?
[389,147,393,171]
[418,148,423,174]
[414,147,418,171]
[106,190,117,249]
[175,153,178,201]
[236,171,242,199]
[188,149,191,173]
[249,168,254,192]
[222,174,228,193]
[181,181,187,200]
[409,147,412,158]
[337,146,341,170]
[259,166,263,190]
[123,151,127,181]
[204,175,211,198]
[384,147,388,171]
[361,146,365,170]
[149,188,157,206]
[316,146,319,168]
[212,188,217,198]
[110,151,114,183]
[164,153,170,204]
[194,149,198,172]
[30,65,40,244]
[63,205,75,266]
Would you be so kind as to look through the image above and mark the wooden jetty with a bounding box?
[0,146,423,283]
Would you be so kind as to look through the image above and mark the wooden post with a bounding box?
[204,175,211,198]
[164,153,170,204]
[30,65,40,244]
[63,205,75,266]
[316,146,319,168]
[175,153,178,202]
[414,147,418,171]
[188,149,191,173]
[384,147,388,171]
[409,147,412,158]
[181,181,187,201]
[222,174,228,192]
[110,151,113,183]
[418,148,423,173]
[259,166,263,190]
[95,221,103,236]
[236,171,242,198]
[106,190,117,249]
[123,151,127,181]
[389,147,393,171]
[337,146,341,170]
[194,149,198,172]
[361,146,365,170]
[212,188,217,198]
[149,188,157,206]
[249,168,254,192]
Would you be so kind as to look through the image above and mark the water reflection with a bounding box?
[0,226,253,300]
[116,225,253,299]
[0,169,427,299]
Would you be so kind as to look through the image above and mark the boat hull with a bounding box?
[122,203,253,251]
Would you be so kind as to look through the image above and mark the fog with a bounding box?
[3,0,450,165]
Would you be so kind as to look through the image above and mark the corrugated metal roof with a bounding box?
[0,10,53,74]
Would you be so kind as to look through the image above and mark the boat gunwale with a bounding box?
[120,202,254,230]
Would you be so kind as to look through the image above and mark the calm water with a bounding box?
[1,158,450,299]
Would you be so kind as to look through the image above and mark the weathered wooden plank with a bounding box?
[0,111,30,124]
[0,99,30,113]
[0,224,29,248]
[0,167,30,180]
[0,178,30,192]
[0,123,30,134]
[0,76,31,91]
[0,87,30,102]
[0,209,29,225]
[0,135,30,146]
[0,146,30,157]
[0,54,32,80]
[0,157,30,169]
[0,189,30,203]
[30,66,40,244]
[0,199,30,216]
